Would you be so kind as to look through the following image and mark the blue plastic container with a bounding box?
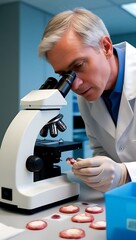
[105,182,136,240]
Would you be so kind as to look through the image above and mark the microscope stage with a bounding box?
[35,139,82,154]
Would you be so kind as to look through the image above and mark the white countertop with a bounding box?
[0,172,106,240]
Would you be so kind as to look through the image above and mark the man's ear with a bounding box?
[100,36,113,57]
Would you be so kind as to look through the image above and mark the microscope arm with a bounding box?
[0,90,66,197]
[0,109,60,188]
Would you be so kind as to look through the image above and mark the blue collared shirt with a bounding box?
[101,47,125,126]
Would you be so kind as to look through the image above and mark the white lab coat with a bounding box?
[78,42,136,181]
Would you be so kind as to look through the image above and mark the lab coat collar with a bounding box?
[114,42,136,100]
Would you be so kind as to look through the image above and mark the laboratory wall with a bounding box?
[0,2,73,172]
[0,3,19,146]
[111,32,136,47]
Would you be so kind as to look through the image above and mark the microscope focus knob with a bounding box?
[26,155,44,172]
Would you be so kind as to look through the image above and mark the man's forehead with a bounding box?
[47,30,83,61]
[47,30,94,74]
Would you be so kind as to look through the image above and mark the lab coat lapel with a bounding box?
[91,99,115,138]
[116,92,134,141]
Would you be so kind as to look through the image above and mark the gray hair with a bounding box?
[38,8,110,59]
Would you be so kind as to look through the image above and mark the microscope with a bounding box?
[0,71,82,214]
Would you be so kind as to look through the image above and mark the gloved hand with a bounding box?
[72,156,128,192]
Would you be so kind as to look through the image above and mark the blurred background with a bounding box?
[0,0,136,171]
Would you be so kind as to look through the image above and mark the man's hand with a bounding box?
[72,156,128,192]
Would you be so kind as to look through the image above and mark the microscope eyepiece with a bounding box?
[39,77,58,90]
[39,71,76,97]
[56,71,76,98]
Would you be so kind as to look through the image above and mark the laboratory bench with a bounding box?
[0,172,106,240]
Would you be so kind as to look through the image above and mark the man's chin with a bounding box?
[84,95,98,102]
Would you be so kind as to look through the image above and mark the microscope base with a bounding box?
[0,174,80,214]
[0,195,79,215]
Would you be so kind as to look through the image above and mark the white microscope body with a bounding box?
[0,76,80,213]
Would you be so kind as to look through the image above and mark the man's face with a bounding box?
[47,30,113,101]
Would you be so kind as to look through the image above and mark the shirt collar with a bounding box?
[112,47,125,93]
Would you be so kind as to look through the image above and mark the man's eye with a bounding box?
[73,62,85,71]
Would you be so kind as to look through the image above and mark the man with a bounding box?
[38,8,136,192]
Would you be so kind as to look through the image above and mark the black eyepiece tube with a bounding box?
[56,71,76,98]
[39,77,58,89]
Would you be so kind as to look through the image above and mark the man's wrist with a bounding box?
[118,163,128,186]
